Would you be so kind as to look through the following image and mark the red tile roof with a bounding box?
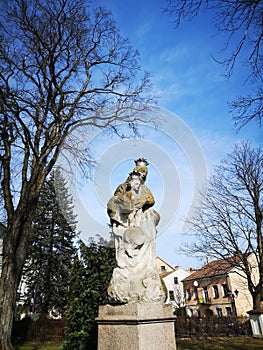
[182,256,242,282]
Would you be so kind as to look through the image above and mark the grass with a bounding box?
[14,342,62,350]
[14,337,263,350]
[176,336,263,350]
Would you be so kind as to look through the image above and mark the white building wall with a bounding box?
[228,254,259,316]
[163,267,191,312]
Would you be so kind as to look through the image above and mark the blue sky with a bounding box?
[59,1,262,270]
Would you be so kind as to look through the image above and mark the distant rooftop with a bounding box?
[182,255,244,282]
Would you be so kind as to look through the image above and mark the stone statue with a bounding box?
[107,158,166,304]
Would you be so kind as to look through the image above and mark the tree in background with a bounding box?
[63,237,115,350]
[0,0,156,347]
[21,169,78,317]
[164,0,263,130]
[183,142,263,309]
[173,284,187,316]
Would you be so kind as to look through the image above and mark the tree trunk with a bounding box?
[0,261,18,350]
[0,215,32,350]
[254,283,263,310]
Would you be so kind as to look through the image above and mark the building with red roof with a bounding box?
[182,254,257,317]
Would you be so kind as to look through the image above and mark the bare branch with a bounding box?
[164,0,263,130]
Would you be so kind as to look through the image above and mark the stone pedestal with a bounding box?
[248,309,263,338]
[96,303,176,350]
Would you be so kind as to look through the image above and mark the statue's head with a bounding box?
[133,165,148,182]
[133,158,149,182]
[129,171,141,192]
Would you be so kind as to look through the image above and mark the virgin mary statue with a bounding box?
[106,158,166,304]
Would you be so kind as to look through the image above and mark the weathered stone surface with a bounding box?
[106,161,166,304]
[96,303,177,350]
[97,159,176,349]
[248,310,263,338]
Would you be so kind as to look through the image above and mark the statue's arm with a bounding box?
[114,182,131,197]
[132,186,155,211]
[145,187,155,206]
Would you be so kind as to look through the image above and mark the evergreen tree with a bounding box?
[22,169,78,317]
[63,237,115,350]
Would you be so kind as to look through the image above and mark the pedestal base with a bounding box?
[96,303,176,350]
[248,309,263,338]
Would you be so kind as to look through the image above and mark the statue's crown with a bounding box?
[134,157,149,166]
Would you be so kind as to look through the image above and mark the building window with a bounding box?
[193,288,198,300]
[226,307,232,316]
[186,288,191,300]
[202,287,209,302]
[188,309,194,317]
[213,285,219,299]
[216,307,223,317]
[174,277,178,284]
[161,265,166,272]
[222,284,229,297]
[169,290,175,301]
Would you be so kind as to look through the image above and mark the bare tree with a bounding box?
[164,0,263,130]
[183,142,263,310]
[173,284,185,309]
[0,0,157,348]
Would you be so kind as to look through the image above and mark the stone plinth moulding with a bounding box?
[248,309,263,339]
[96,303,176,350]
